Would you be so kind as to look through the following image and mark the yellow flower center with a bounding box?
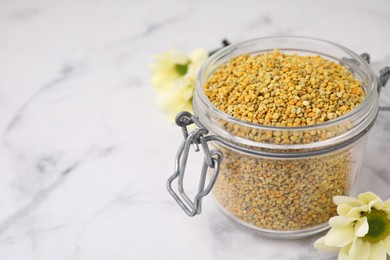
[362,209,390,242]
[175,63,189,76]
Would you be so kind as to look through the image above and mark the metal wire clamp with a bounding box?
[342,53,390,111]
[166,111,223,217]
[364,53,390,111]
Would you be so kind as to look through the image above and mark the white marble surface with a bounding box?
[0,0,390,259]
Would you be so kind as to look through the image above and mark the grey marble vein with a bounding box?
[70,185,133,260]
[6,7,41,21]
[114,9,193,45]
[376,168,390,183]
[4,65,77,136]
[354,5,390,21]
[0,146,92,236]
[247,15,272,30]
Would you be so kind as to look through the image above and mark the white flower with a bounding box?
[314,192,390,260]
[150,48,208,122]
[150,50,185,89]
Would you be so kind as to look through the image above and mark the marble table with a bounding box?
[1,0,390,259]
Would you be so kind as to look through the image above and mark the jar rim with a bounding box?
[195,36,377,132]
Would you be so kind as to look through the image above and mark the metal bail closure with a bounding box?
[167,111,223,217]
[378,66,390,112]
[358,53,390,111]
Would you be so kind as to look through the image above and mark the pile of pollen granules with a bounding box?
[204,49,365,127]
[203,50,366,231]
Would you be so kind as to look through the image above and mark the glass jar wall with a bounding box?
[192,36,379,238]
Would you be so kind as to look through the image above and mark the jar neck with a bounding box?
[193,36,379,153]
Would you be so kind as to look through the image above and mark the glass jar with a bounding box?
[167,36,390,238]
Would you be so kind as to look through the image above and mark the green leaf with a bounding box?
[175,63,188,76]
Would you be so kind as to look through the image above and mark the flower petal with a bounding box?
[338,243,352,260]
[367,241,387,260]
[355,216,369,237]
[337,203,353,217]
[382,199,390,216]
[313,236,339,252]
[349,238,371,260]
[358,192,382,205]
[188,49,208,66]
[368,199,384,211]
[383,198,390,208]
[334,196,362,206]
[346,204,369,218]
[383,235,390,256]
[329,216,357,227]
[324,224,355,247]
[150,49,190,88]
